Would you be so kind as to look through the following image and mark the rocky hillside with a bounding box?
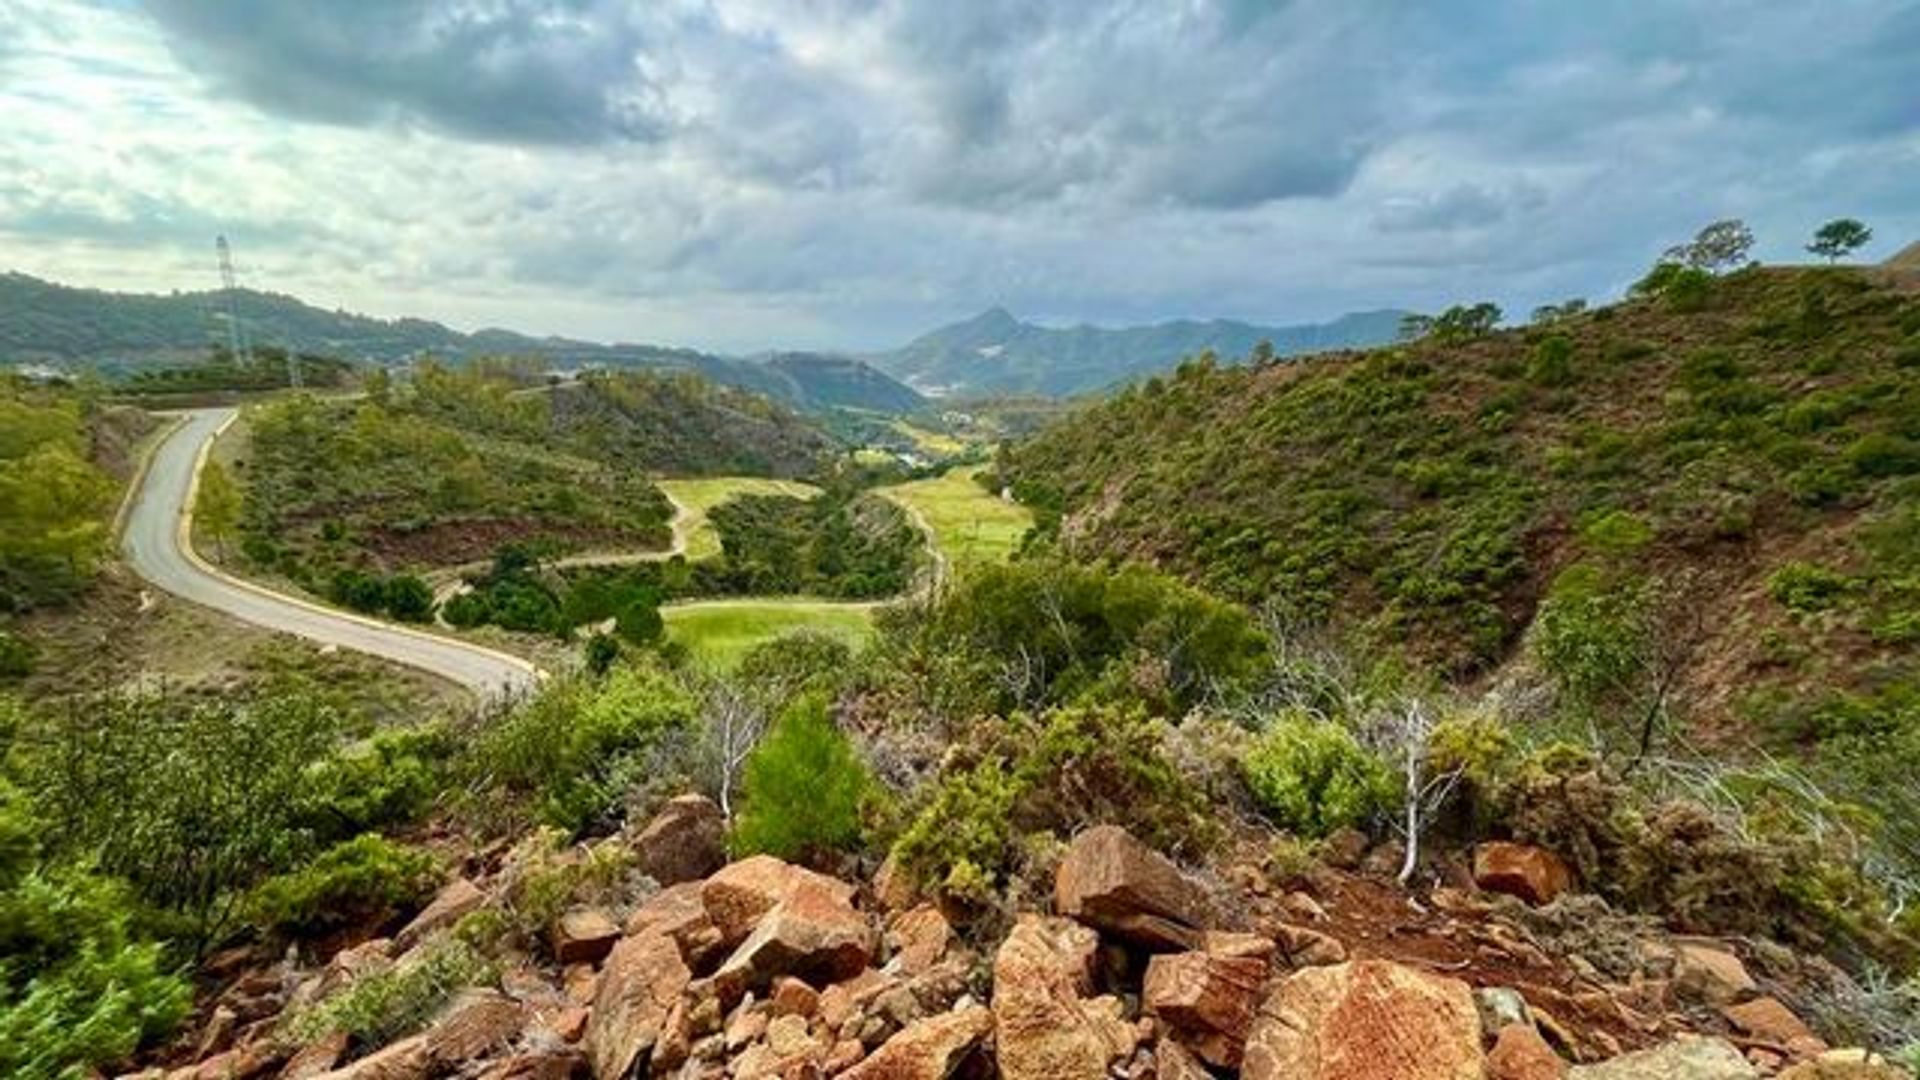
[137,808,1903,1079]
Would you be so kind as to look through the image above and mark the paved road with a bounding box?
[122,408,540,701]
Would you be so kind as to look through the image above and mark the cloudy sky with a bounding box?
[1,1,1915,352]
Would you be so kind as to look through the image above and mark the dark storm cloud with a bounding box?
[140,0,665,144]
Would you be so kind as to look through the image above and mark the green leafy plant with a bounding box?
[1241,713,1397,837]
[284,935,494,1048]
[731,694,871,861]
[1767,561,1856,613]
[246,834,440,938]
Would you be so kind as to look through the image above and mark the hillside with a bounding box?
[1000,266,1920,815]
[0,271,923,413]
[870,305,1409,397]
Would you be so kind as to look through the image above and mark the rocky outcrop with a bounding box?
[1053,824,1217,949]
[701,855,857,947]
[713,874,876,1002]
[1142,943,1270,1068]
[992,914,1135,1080]
[840,1005,993,1080]
[1242,960,1484,1080]
[1474,842,1576,906]
[623,880,726,968]
[633,794,727,886]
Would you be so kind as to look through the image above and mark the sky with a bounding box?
[0,1,1915,353]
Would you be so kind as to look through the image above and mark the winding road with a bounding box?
[122,408,541,701]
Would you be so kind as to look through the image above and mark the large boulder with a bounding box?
[1142,947,1269,1068]
[587,931,692,1080]
[1565,1036,1756,1079]
[1722,997,1827,1060]
[633,795,727,886]
[1673,943,1756,1006]
[1242,960,1483,1080]
[712,875,876,1003]
[992,914,1135,1080]
[701,855,857,947]
[1053,825,1216,950]
[623,881,725,968]
[839,1005,993,1080]
[1473,842,1575,906]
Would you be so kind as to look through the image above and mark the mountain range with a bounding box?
[866,305,1410,397]
[2,270,1406,408]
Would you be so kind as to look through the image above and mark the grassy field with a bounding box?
[657,477,821,561]
[880,465,1033,573]
[661,598,875,669]
[889,420,969,457]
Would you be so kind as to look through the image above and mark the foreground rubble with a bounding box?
[127,799,1912,1079]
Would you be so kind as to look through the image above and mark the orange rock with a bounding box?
[771,976,820,1018]
[633,794,726,886]
[1142,949,1269,1068]
[1242,960,1483,1080]
[1155,1039,1214,1080]
[551,909,621,965]
[1488,1023,1567,1080]
[1473,843,1575,906]
[423,991,528,1064]
[1674,943,1756,1006]
[394,878,485,953]
[1054,825,1217,950]
[1722,997,1827,1059]
[840,1006,993,1080]
[885,904,954,976]
[993,914,1135,1080]
[701,855,857,948]
[624,881,725,968]
[280,1032,351,1080]
[587,931,692,1080]
[712,876,876,1004]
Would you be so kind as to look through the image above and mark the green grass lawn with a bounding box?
[880,465,1033,573]
[657,477,822,561]
[661,598,876,669]
[889,420,969,457]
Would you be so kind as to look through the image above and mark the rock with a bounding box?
[873,853,919,912]
[1722,997,1827,1058]
[633,794,727,886]
[1778,1050,1913,1078]
[840,1005,994,1080]
[701,855,857,948]
[725,998,770,1050]
[473,1051,590,1080]
[280,1033,351,1080]
[547,1005,590,1043]
[1673,943,1756,1006]
[1489,1023,1567,1080]
[825,1037,868,1073]
[562,963,598,1006]
[1053,825,1216,950]
[1142,949,1269,1068]
[552,909,622,965]
[1271,921,1347,967]
[309,938,395,1003]
[166,1046,278,1080]
[195,1005,239,1060]
[306,1035,429,1080]
[885,904,954,976]
[992,914,1135,1080]
[587,931,692,1080]
[394,878,485,953]
[764,1012,818,1059]
[1155,1039,1214,1080]
[712,875,876,1002]
[1474,842,1576,906]
[623,881,725,968]
[1242,959,1483,1080]
[771,975,820,1018]
[1566,1036,1757,1079]
[1476,987,1534,1034]
[820,969,892,1033]
[424,991,528,1064]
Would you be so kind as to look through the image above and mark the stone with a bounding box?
[885,904,954,976]
[713,875,876,1003]
[873,853,919,912]
[1565,1036,1757,1079]
[587,931,692,1080]
[1155,1039,1214,1080]
[562,963,599,1006]
[424,991,529,1064]
[1477,987,1534,1034]
[992,914,1135,1080]
[701,855,857,948]
[623,881,725,968]
[1488,1023,1567,1080]
[280,1033,351,1080]
[305,1035,429,1080]
[764,1013,817,1059]
[770,975,820,1018]
[1053,825,1216,950]
[551,909,622,965]
[394,878,485,953]
[1271,921,1347,967]
[725,999,770,1050]
[312,938,395,1001]
[840,1005,994,1080]
[1474,842,1576,906]
[1673,943,1756,1006]
[1722,997,1827,1058]
[1779,1050,1913,1078]
[473,1051,590,1080]
[820,969,892,1033]
[633,794,727,886]
[547,1005,591,1044]
[824,1038,867,1073]
[1242,959,1483,1080]
[1142,949,1269,1068]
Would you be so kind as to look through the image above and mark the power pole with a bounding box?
[215,235,299,387]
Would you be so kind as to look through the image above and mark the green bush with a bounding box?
[302,726,451,842]
[1767,561,1856,613]
[284,935,493,1048]
[466,663,696,833]
[731,695,870,861]
[1529,335,1575,386]
[615,591,664,645]
[0,630,34,680]
[384,575,434,623]
[1848,432,1920,478]
[1241,713,1397,837]
[246,834,440,938]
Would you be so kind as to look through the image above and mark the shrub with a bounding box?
[302,725,452,842]
[731,695,871,861]
[1848,432,1920,478]
[384,575,434,623]
[480,830,639,951]
[615,591,664,646]
[0,630,34,680]
[284,935,493,1048]
[1529,335,1575,387]
[1767,561,1856,613]
[246,834,440,938]
[466,663,696,833]
[1241,713,1397,837]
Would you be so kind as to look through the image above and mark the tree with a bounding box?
[1807,218,1872,263]
[1430,302,1502,342]
[1531,298,1587,325]
[195,459,242,559]
[1663,219,1754,274]
[1397,313,1435,341]
[729,694,869,860]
